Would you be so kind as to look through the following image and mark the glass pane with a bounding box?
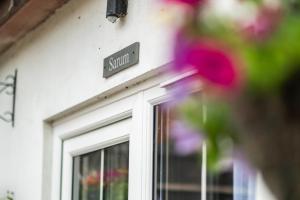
[153,104,202,200]
[207,163,255,200]
[73,150,102,200]
[153,103,255,200]
[103,142,129,200]
[207,166,234,200]
[233,162,256,200]
[72,142,129,200]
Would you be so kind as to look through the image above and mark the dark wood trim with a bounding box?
[0,0,70,54]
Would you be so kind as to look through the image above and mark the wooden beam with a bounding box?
[0,0,69,54]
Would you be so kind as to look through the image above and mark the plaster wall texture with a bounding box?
[0,0,171,199]
[0,0,276,200]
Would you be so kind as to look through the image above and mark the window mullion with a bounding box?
[153,106,159,200]
[159,106,164,200]
[165,107,170,200]
[201,143,207,200]
[72,157,80,200]
[100,149,105,200]
[202,103,207,200]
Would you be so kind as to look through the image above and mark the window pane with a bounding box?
[207,163,255,200]
[153,104,202,200]
[233,162,256,200]
[207,166,234,200]
[73,150,102,200]
[153,103,255,200]
[72,142,129,200]
[103,142,129,200]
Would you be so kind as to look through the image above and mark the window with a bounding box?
[153,103,255,200]
[207,167,233,200]
[72,142,129,200]
[153,104,202,200]
[59,117,131,200]
[52,82,257,200]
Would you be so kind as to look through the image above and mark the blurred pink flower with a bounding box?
[173,32,239,89]
[170,120,204,156]
[104,169,127,184]
[165,0,203,6]
[244,6,282,41]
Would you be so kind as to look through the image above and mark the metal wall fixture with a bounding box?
[106,0,128,23]
[0,70,17,127]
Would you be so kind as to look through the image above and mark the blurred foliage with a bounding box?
[170,0,300,170]
[179,97,238,170]
[197,2,300,94]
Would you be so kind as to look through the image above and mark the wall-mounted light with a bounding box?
[106,0,128,23]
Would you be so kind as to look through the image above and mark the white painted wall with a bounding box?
[0,0,276,199]
[0,0,171,199]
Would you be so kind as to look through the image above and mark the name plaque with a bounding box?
[103,42,140,78]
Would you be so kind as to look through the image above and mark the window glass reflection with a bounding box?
[154,104,202,200]
[73,150,102,200]
[207,167,233,200]
[103,142,129,200]
[153,103,255,200]
[72,142,129,200]
[207,163,256,200]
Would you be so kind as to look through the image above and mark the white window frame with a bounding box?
[49,73,201,200]
[50,91,147,200]
[49,71,256,200]
[144,78,257,200]
[142,84,209,200]
[62,118,131,200]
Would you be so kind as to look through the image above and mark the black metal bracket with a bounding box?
[0,70,17,127]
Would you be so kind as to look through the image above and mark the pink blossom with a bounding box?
[243,6,282,41]
[173,32,239,89]
[104,169,127,184]
[165,0,203,7]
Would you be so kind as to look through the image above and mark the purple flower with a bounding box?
[170,120,204,156]
[167,78,196,108]
[173,31,240,89]
[232,149,255,177]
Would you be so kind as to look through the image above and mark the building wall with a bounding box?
[0,0,171,199]
[0,0,276,200]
